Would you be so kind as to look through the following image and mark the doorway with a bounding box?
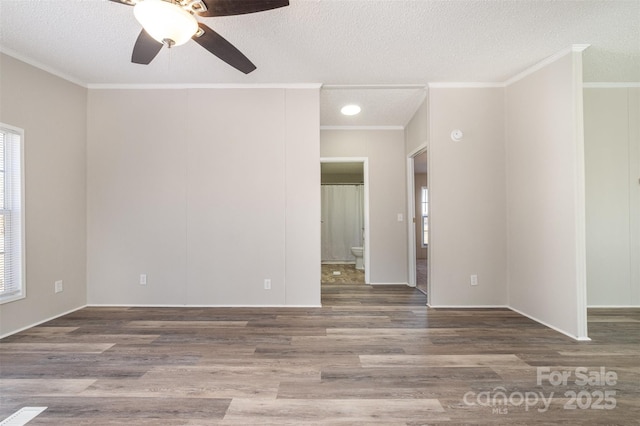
[407,147,428,298]
[320,157,370,284]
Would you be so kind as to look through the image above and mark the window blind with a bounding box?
[0,126,24,302]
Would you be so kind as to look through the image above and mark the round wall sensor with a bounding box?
[450,129,463,141]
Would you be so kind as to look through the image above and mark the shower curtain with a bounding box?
[321,185,364,262]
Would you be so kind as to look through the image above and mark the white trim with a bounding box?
[322,84,427,90]
[504,44,590,87]
[425,304,590,340]
[0,293,25,305]
[0,305,87,339]
[362,159,370,285]
[407,144,428,159]
[407,157,417,288]
[571,44,591,52]
[428,82,505,89]
[88,83,323,90]
[0,124,26,306]
[406,143,428,290]
[0,49,321,90]
[87,304,322,308]
[587,305,640,308]
[0,122,24,134]
[320,157,371,284]
[320,125,405,131]
[572,49,590,341]
[368,282,410,286]
[509,306,591,341]
[427,305,509,309]
[0,47,87,88]
[583,82,640,88]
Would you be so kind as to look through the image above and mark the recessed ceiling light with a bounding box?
[341,104,361,116]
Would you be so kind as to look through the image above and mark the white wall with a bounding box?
[0,54,87,336]
[428,87,507,306]
[87,87,320,306]
[405,99,429,290]
[320,130,408,284]
[406,97,428,155]
[585,87,640,306]
[505,50,588,339]
[0,48,601,340]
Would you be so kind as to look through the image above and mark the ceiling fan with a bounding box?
[109,0,289,74]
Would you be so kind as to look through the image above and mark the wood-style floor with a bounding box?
[1,283,638,425]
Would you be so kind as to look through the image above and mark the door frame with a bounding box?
[407,144,429,299]
[320,157,370,284]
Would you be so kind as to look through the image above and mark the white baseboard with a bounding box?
[427,304,509,309]
[508,306,591,341]
[587,305,640,308]
[86,304,323,308]
[0,305,87,339]
[368,282,409,286]
[423,304,592,341]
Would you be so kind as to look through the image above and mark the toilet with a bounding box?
[351,247,364,270]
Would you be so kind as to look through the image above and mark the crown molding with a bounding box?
[87,83,323,89]
[503,44,591,87]
[428,82,505,89]
[320,125,404,131]
[0,47,87,88]
[322,84,427,90]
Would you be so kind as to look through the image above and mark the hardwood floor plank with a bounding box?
[0,343,114,353]
[17,326,79,335]
[360,354,529,368]
[124,321,248,328]
[0,283,637,424]
[320,366,502,382]
[142,365,321,382]
[0,396,230,424]
[80,377,279,399]
[0,379,96,395]
[5,334,160,345]
[222,398,448,424]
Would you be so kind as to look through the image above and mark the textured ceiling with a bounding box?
[1,0,638,127]
[320,86,426,128]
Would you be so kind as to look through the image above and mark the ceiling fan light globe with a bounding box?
[134,0,198,47]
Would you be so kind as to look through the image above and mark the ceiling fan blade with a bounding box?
[198,0,289,17]
[131,29,163,65]
[192,23,256,74]
[108,0,136,6]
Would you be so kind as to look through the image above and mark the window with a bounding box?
[0,124,24,304]
[421,186,428,247]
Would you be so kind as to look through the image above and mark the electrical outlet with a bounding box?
[470,275,478,286]
[54,280,63,293]
[139,274,147,285]
[264,279,271,290]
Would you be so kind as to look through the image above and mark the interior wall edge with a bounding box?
[0,305,87,340]
[509,305,591,342]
